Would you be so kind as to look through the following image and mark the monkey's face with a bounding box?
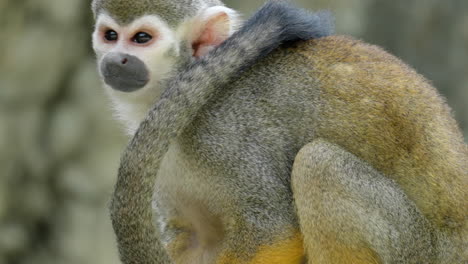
[93,14,178,93]
[92,6,239,134]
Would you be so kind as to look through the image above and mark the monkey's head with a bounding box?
[91,0,239,133]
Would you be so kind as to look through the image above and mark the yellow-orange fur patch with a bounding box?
[217,233,304,264]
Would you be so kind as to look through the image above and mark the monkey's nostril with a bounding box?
[121,58,128,65]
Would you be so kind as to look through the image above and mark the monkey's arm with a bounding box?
[291,140,435,264]
[111,2,334,263]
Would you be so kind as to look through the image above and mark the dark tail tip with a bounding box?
[258,0,335,42]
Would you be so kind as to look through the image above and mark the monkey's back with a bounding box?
[294,36,467,235]
[157,35,467,261]
[187,35,466,239]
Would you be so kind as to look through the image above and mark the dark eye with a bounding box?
[132,32,152,44]
[104,30,118,42]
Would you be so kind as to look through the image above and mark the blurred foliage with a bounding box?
[0,0,466,263]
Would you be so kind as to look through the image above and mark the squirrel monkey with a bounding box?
[92,0,468,263]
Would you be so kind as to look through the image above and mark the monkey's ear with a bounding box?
[189,6,239,58]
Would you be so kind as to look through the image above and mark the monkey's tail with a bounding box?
[110,1,335,263]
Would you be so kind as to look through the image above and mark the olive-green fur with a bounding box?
[302,36,467,232]
[293,36,467,261]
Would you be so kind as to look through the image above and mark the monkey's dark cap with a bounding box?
[92,0,212,25]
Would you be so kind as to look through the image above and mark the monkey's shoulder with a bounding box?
[290,35,408,71]
[287,35,461,138]
[285,35,443,104]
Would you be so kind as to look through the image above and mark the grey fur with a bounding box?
[100,52,150,92]
[110,1,334,263]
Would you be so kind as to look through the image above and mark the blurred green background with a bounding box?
[0,0,466,263]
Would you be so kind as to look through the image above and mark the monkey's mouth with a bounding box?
[105,73,149,91]
[103,73,150,93]
[101,52,150,92]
